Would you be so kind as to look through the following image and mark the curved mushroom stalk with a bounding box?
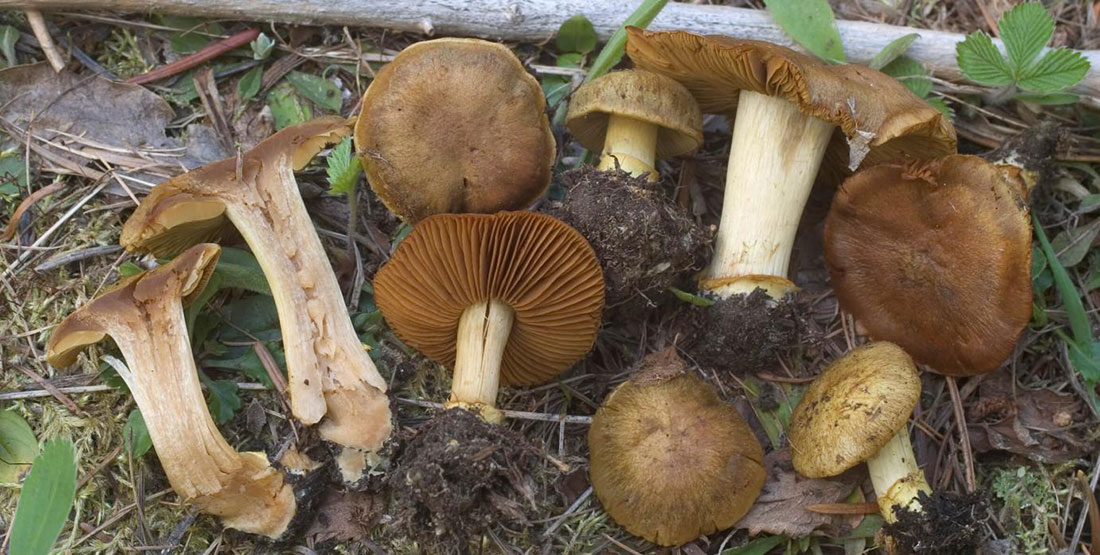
[866,429,932,521]
[46,244,295,538]
[120,118,392,467]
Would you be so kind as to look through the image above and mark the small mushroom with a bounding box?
[626,29,956,299]
[354,38,556,223]
[588,348,765,546]
[567,69,702,180]
[824,155,1032,376]
[789,342,928,521]
[372,211,604,421]
[46,244,295,538]
[120,118,391,476]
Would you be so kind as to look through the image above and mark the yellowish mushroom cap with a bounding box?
[567,70,703,159]
[788,342,921,478]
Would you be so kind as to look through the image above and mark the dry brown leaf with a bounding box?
[736,449,861,538]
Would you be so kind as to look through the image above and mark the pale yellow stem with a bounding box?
[866,429,933,522]
[447,299,514,422]
[597,114,659,180]
[703,90,835,299]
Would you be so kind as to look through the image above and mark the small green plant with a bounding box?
[991,465,1066,554]
[325,136,362,196]
[956,2,1090,104]
[9,439,78,555]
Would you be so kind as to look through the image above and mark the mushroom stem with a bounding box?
[449,298,514,419]
[703,90,835,299]
[597,114,659,180]
[865,429,932,522]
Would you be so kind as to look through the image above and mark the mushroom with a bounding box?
[566,69,703,180]
[625,29,956,299]
[354,38,556,223]
[824,155,1032,376]
[372,211,604,421]
[788,342,927,522]
[588,348,765,546]
[46,244,295,538]
[119,118,391,470]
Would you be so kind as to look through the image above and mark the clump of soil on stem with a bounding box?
[544,166,708,317]
[389,408,536,546]
[681,289,801,376]
[883,490,986,554]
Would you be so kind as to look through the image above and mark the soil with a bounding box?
[883,490,986,554]
[388,408,536,546]
[543,166,708,318]
[680,289,803,376]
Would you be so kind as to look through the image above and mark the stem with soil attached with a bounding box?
[448,298,515,423]
[597,113,659,180]
[866,429,932,522]
[702,90,835,300]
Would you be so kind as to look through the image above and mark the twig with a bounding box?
[76,444,122,491]
[0,177,109,279]
[807,502,881,514]
[69,489,172,549]
[18,366,85,416]
[395,397,593,424]
[1,181,65,242]
[24,9,65,72]
[0,381,268,400]
[541,486,592,537]
[945,376,976,492]
[1069,454,1100,554]
[126,28,260,85]
[33,244,122,272]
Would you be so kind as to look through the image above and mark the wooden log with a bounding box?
[4,0,1099,97]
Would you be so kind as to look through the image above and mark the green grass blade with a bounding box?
[584,0,668,83]
[1033,213,1093,346]
[9,439,78,555]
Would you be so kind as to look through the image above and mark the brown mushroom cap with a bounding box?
[120,117,352,257]
[789,342,921,478]
[354,38,556,223]
[47,243,220,367]
[567,69,703,159]
[588,348,765,546]
[624,28,956,173]
[373,211,603,385]
[824,155,1032,376]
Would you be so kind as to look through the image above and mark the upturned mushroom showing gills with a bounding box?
[46,244,295,538]
[372,211,604,422]
[119,118,391,471]
[789,342,980,552]
[625,28,956,299]
[354,38,556,223]
[824,155,1032,376]
[567,70,703,180]
[589,348,765,546]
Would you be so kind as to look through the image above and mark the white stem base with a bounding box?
[703,90,835,299]
[866,429,932,522]
[447,299,514,421]
[597,113,659,181]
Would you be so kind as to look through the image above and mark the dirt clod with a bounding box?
[544,166,708,316]
[884,490,986,554]
[389,409,536,545]
[681,289,800,376]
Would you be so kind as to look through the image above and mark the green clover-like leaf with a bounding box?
[956,32,1014,87]
[999,2,1053,74]
[1018,48,1090,93]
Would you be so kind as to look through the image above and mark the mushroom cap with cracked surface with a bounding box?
[588,348,765,546]
[567,69,703,159]
[789,342,921,478]
[824,155,1032,376]
[354,38,556,222]
[372,211,604,386]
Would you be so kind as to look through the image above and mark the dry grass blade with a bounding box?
[1,181,64,241]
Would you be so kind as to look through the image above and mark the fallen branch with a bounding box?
[3,0,1100,98]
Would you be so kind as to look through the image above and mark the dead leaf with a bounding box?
[0,63,230,192]
[736,449,861,537]
[305,489,383,544]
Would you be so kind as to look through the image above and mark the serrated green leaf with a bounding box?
[764,0,845,63]
[285,71,343,112]
[0,25,18,68]
[668,286,715,307]
[0,410,36,483]
[557,15,597,54]
[1016,91,1081,105]
[326,136,362,195]
[882,55,932,98]
[200,373,241,425]
[9,439,77,555]
[956,32,1014,87]
[999,2,1053,73]
[237,65,263,101]
[925,97,954,119]
[585,0,668,82]
[123,409,152,459]
[869,33,920,70]
[267,85,311,130]
[1018,48,1090,93]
